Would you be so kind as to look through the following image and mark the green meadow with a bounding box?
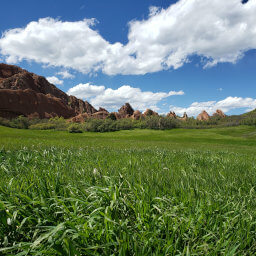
[1,125,256,255]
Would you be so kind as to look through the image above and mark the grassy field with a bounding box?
[1,125,256,255]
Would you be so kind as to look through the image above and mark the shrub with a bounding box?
[48,117,69,130]
[0,117,12,127]
[68,123,83,133]
[116,119,133,130]
[0,115,31,129]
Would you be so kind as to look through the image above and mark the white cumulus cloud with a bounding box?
[46,76,63,85]
[0,0,255,75]
[170,96,256,116]
[67,83,105,98]
[67,83,184,111]
[56,70,74,79]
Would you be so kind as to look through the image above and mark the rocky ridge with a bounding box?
[0,63,227,122]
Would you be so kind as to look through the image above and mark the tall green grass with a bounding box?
[1,145,256,255]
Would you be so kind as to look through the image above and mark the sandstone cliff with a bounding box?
[0,63,94,119]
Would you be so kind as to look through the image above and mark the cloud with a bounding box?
[56,70,74,79]
[1,0,256,75]
[0,17,111,74]
[67,83,184,111]
[170,96,256,116]
[46,76,63,85]
[67,83,105,98]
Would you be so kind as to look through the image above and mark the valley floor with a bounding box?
[1,126,256,255]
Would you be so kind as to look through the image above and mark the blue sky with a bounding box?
[0,0,255,116]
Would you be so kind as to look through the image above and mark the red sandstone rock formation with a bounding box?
[179,112,188,121]
[70,113,91,123]
[0,89,75,119]
[98,107,108,113]
[92,111,109,119]
[197,110,210,121]
[0,63,69,104]
[68,96,97,115]
[118,103,134,118]
[143,109,158,117]
[167,111,177,118]
[213,109,226,118]
[0,63,98,119]
[131,110,142,120]
[113,112,121,120]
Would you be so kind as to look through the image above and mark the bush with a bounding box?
[48,117,69,130]
[0,117,12,127]
[68,123,83,133]
[116,119,133,130]
[0,116,30,129]
[145,116,179,130]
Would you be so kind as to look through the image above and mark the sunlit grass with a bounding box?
[1,126,256,255]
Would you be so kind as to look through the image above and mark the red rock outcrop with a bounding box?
[197,110,210,121]
[70,113,91,123]
[68,96,97,115]
[167,111,177,118]
[118,103,134,118]
[92,111,109,119]
[213,109,226,118]
[0,89,75,119]
[131,110,142,120]
[98,107,108,113]
[0,63,99,119]
[143,109,158,117]
[180,112,188,121]
[0,63,69,104]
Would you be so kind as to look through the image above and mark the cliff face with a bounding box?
[0,89,75,119]
[0,63,69,104]
[0,63,93,119]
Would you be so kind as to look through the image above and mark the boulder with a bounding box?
[197,110,210,121]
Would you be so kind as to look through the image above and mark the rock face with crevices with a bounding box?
[0,88,75,119]
[68,96,97,115]
[118,103,134,118]
[0,63,96,119]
